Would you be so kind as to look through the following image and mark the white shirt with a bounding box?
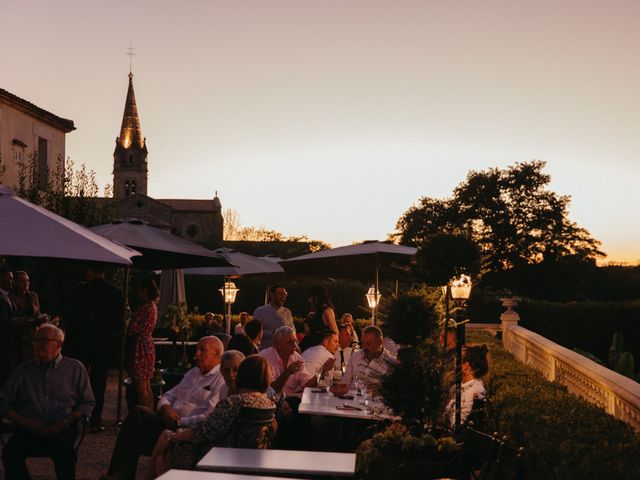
[445,378,486,428]
[302,345,334,375]
[234,324,245,335]
[156,364,226,427]
[334,346,356,372]
[342,348,396,387]
[253,304,293,349]
[259,347,312,397]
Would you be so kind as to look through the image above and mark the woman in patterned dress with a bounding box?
[127,278,159,410]
[146,355,275,479]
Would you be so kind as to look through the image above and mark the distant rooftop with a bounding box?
[157,198,219,211]
[0,88,75,133]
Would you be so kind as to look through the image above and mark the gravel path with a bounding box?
[0,370,150,479]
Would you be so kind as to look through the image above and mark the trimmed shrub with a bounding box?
[469,331,640,479]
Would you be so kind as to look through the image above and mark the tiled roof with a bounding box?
[157,199,218,211]
[0,88,75,133]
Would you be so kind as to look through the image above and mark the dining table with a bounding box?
[196,447,356,477]
[298,387,390,420]
[157,470,305,480]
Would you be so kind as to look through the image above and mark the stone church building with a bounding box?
[111,73,223,249]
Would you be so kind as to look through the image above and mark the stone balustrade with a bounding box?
[498,297,640,432]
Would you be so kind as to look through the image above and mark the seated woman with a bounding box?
[444,344,489,428]
[146,355,275,479]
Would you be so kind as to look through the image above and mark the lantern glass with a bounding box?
[365,285,381,309]
[218,281,239,304]
[450,274,472,300]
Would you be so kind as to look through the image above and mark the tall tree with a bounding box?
[396,160,603,273]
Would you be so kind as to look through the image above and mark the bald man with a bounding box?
[105,336,225,480]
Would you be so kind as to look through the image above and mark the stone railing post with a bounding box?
[500,297,520,350]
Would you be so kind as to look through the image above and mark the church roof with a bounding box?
[118,73,144,149]
[157,199,219,212]
[0,88,75,133]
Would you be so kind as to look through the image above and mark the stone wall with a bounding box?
[499,298,640,432]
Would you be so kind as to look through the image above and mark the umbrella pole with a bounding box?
[223,276,230,334]
[374,254,380,326]
[116,265,130,427]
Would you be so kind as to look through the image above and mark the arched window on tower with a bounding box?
[124,180,130,197]
[131,180,137,195]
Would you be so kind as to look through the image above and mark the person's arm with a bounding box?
[322,307,338,334]
[271,360,303,394]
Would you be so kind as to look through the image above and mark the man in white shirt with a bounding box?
[253,285,293,349]
[302,330,338,375]
[105,336,224,480]
[260,326,314,397]
[332,326,396,394]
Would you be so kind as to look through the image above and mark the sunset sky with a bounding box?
[4,1,639,263]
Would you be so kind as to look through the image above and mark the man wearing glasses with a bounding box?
[252,285,293,349]
[0,323,94,480]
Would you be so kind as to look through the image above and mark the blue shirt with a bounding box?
[0,355,95,422]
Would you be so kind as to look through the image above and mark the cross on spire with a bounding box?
[126,45,136,75]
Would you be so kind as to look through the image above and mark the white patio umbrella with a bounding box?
[90,219,231,269]
[280,241,417,323]
[158,269,187,319]
[183,248,284,277]
[0,186,140,264]
[184,248,285,330]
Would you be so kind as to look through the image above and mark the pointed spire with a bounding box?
[118,73,144,149]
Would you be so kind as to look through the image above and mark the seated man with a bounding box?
[244,319,263,354]
[259,326,314,397]
[331,325,396,395]
[302,329,338,376]
[334,322,359,372]
[0,323,95,480]
[105,336,225,480]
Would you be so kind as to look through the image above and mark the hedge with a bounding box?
[516,300,640,369]
[468,331,640,479]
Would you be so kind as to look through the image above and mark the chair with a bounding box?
[1,415,90,454]
[231,406,277,449]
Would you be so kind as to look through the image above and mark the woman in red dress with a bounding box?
[127,278,159,409]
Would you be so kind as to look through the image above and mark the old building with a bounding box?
[111,73,223,249]
[0,89,75,189]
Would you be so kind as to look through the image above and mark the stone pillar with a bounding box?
[500,297,520,350]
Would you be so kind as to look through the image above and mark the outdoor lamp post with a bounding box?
[450,274,472,432]
[218,280,239,334]
[365,285,381,325]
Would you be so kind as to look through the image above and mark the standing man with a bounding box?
[0,266,17,387]
[0,323,95,480]
[253,285,293,349]
[64,264,123,433]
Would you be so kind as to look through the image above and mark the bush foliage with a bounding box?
[516,300,640,370]
[469,331,640,479]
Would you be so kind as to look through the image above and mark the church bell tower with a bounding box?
[113,71,148,198]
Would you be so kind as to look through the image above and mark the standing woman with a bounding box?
[128,277,159,410]
[300,286,338,351]
[11,271,40,320]
[11,270,41,364]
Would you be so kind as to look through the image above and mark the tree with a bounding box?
[414,233,481,286]
[396,160,603,274]
[223,208,330,252]
[14,153,116,227]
